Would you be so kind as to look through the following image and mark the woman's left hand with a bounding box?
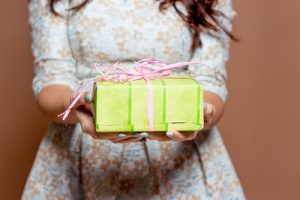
[141,102,216,142]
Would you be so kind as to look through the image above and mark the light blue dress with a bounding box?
[23,0,246,199]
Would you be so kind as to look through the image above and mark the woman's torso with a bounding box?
[61,0,193,79]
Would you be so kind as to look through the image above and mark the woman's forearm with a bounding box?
[204,91,225,126]
[36,85,78,124]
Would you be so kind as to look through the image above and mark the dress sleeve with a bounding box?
[187,0,237,102]
[29,0,78,96]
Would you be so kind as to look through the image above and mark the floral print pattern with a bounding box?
[23,0,246,199]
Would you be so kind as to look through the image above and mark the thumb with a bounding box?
[166,130,197,142]
[72,91,94,109]
[74,110,96,136]
[204,102,216,117]
[82,92,93,104]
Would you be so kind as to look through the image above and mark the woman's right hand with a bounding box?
[71,92,144,143]
[70,92,97,138]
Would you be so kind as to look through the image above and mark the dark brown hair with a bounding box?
[50,0,237,51]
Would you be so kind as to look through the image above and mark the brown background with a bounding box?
[1,0,300,199]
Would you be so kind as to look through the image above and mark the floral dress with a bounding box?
[22,0,246,199]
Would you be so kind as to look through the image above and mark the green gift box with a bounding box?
[93,75,204,132]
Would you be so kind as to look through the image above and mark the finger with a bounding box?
[112,132,153,143]
[204,117,213,124]
[129,132,168,141]
[82,92,95,117]
[89,103,95,117]
[204,103,215,117]
[113,133,132,140]
[147,131,172,141]
[80,92,93,105]
[94,132,133,139]
[165,130,198,142]
[105,133,133,140]
[75,110,97,136]
[203,118,214,130]
[72,91,94,110]
[111,136,142,143]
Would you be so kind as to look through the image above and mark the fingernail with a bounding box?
[85,93,92,102]
[166,131,174,138]
[139,132,149,138]
[117,133,126,138]
[132,133,140,138]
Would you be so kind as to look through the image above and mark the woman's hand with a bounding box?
[202,102,217,130]
[72,92,145,142]
[146,91,223,142]
[144,102,217,142]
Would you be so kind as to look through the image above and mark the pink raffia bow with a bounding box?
[59,58,200,132]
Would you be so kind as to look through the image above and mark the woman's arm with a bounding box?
[36,85,77,124]
[150,0,237,141]
[187,0,237,128]
[29,0,152,142]
[29,0,79,123]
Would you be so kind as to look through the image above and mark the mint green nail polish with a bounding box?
[140,132,149,138]
[166,131,174,138]
[117,133,126,138]
[85,93,91,102]
[133,133,140,138]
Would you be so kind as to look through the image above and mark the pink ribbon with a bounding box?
[59,58,200,131]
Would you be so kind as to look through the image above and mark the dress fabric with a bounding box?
[23,0,246,199]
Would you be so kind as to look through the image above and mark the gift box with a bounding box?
[93,75,204,132]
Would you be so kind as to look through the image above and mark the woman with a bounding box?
[23,0,245,199]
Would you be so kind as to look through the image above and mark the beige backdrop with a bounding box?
[1,1,300,199]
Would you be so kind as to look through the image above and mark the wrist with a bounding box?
[59,89,78,124]
[37,85,78,124]
[61,90,73,111]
